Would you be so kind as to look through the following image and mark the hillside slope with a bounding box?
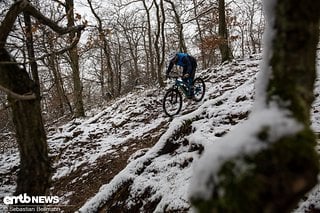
[1,54,319,212]
[79,56,260,212]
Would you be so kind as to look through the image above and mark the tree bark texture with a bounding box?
[0,49,51,196]
[191,0,320,212]
[267,0,320,124]
[218,0,233,63]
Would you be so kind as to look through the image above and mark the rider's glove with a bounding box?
[183,73,190,78]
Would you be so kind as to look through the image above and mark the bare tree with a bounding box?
[142,0,156,82]
[65,0,85,117]
[43,31,73,117]
[164,0,187,53]
[87,0,115,99]
[118,14,142,85]
[0,0,84,197]
[191,0,206,68]
[153,0,165,87]
[189,1,221,67]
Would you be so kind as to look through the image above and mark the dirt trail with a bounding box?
[49,119,169,212]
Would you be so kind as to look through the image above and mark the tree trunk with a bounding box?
[192,0,206,68]
[66,0,85,117]
[0,49,50,196]
[46,35,73,116]
[0,0,84,199]
[191,0,320,212]
[267,0,319,123]
[9,11,50,196]
[160,0,166,78]
[154,0,165,87]
[218,0,233,63]
[142,0,156,82]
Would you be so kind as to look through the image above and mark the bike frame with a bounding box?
[169,76,189,97]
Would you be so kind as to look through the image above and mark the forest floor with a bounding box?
[49,117,169,212]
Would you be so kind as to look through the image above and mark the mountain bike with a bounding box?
[163,74,205,117]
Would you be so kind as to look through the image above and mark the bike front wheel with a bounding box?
[163,88,182,117]
[192,77,205,102]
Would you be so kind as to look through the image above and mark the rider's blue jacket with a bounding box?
[166,53,197,78]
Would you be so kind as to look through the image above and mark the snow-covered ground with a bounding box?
[1,54,319,212]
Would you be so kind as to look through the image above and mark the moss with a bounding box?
[257,126,270,141]
[265,0,320,124]
[192,127,319,213]
[192,0,320,211]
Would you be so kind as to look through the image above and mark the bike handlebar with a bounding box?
[166,74,182,79]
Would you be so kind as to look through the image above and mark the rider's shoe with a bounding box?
[186,94,194,99]
[187,90,194,99]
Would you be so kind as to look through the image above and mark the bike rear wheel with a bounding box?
[163,88,182,117]
[192,77,205,102]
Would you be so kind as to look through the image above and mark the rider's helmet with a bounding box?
[167,51,177,62]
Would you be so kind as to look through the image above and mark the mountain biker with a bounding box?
[165,52,197,98]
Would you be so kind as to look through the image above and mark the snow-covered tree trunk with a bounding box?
[190,0,320,212]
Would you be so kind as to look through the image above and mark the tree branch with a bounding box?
[0,29,83,65]
[0,84,36,100]
[36,30,83,61]
[0,0,85,48]
[184,5,217,24]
